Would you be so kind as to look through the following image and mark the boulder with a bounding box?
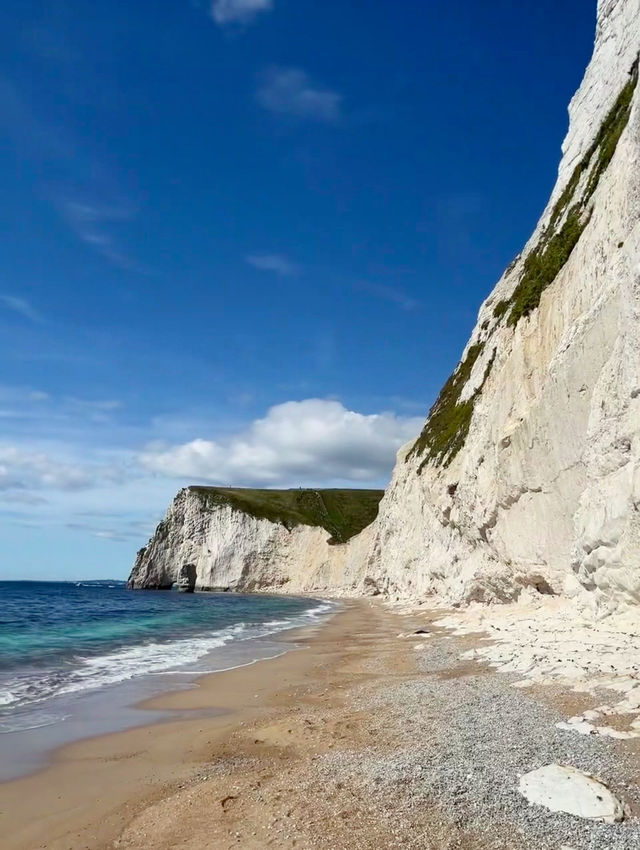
[518,764,623,823]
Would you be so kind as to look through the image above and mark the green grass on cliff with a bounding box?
[407,57,639,474]
[188,486,384,544]
[505,56,638,327]
[407,342,495,470]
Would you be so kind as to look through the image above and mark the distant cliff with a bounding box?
[130,0,640,616]
[128,487,381,593]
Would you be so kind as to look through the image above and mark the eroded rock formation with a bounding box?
[128,487,378,593]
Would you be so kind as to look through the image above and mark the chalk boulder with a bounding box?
[518,764,624,823]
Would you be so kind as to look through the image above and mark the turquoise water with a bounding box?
[0,581,332,734]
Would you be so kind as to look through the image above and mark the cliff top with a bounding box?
[187,486,383,544]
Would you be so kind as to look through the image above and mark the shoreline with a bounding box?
[2,599,640,850]
[0,600,367,850]
[0,592,338,783]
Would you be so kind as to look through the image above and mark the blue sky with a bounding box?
[0,0,595,580]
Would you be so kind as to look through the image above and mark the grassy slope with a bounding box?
[188,486,384,544]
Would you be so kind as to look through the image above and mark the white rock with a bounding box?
[582,710,602,721]
[129,1,640,623]
[355,0,640,616]
[519,764,624,823]
[435,596,640,731]
[556,719,596,736]
[128,487,374,594]
[598,726,637,740]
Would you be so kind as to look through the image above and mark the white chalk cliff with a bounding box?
[362,0,640,615]
[130,0,640,616]
[128,488,377,594]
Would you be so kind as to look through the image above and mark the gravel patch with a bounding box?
[317,635,640,849]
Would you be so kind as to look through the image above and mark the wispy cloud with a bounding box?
[0,77,142,273]
[257,68,342,123]
[0,445,124,493]
[246,253,300,276]
[65,397,122,413]
[354,281,421,311]
[57,198,142,271]
[0,295,43,323]
[211,0,273,25]
[0,389,179,560]
[66,518,152,543]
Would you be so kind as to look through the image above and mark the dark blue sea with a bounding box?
[0,581,333,779]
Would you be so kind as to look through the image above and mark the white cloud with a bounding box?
[246,253,300,276]
[257,68,342,123]
[0,445,123,493]
[211,0,273,25]
[140,399,421,486]
[0,390,424,561]
[0,295,42,323]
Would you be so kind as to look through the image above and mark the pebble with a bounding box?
[316,636,640,849]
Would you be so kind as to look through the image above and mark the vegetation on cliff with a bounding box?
[408,343,495,470]
[409,58,638,472]
[506,56,638,327]
[189,486,383,544]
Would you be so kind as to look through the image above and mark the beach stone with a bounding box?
[518,764,624,823]
[556,718,596,736]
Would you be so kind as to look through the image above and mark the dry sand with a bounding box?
[1,599,639,850]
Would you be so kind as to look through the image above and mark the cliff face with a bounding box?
[128,488,378,593]
[130,0,640,615]
[358,0,640,615]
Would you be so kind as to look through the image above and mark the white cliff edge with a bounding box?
[128,488,374,595]
[130,0,640,618]
[359,0,640,616]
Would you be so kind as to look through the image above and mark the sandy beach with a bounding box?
[2,599,640,850]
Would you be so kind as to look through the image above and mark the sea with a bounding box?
[0,580,334,781]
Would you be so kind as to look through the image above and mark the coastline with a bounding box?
[2,599,640,850]
[0,600,369,850]
[0,588,336,783]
